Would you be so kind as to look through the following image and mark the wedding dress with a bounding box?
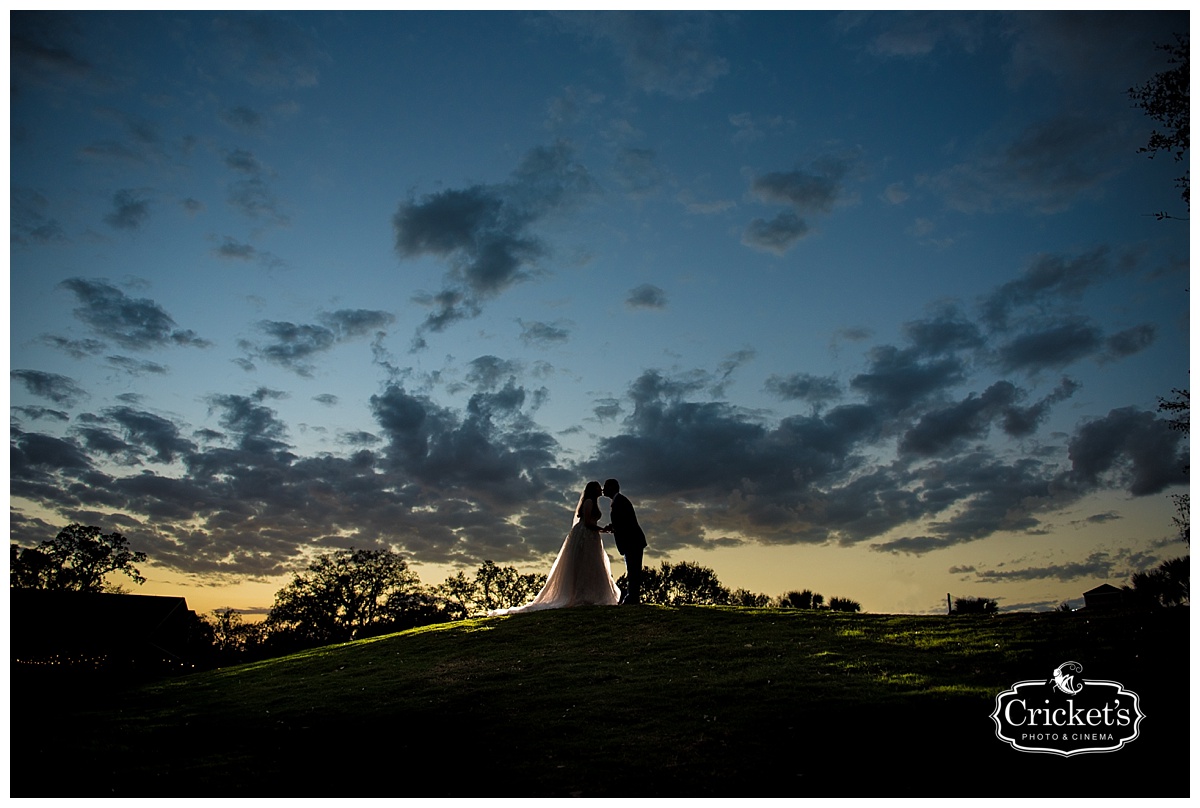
[489,496,620,615]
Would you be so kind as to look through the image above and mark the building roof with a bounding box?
[1083,583,1124,596]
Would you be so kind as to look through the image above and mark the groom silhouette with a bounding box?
[601,478,647,605]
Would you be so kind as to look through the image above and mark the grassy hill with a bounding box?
[12,605,1189,798]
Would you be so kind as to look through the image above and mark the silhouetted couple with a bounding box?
[489,479,647,615]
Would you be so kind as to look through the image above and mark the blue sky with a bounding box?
[9,10,1190,615]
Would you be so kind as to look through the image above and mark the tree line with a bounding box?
[12,521,1187,672]
[10,525,864,669]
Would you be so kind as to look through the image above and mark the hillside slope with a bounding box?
[12,606,1189,797]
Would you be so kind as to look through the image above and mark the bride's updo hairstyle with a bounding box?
[577,480,603,517]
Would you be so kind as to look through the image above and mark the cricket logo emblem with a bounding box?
[991,661,1145,756]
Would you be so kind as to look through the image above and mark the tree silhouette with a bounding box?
[1128,32,1189,218]
[437,560,547,616]
[266,548,442,645]
[777,589,818,609]
[618,561,731,606]
[1158,389,1189,545]
[9,524,146,592]
[730,588,771,607]
[952,596,997,614]
[206,608,268,661]
[828,597,862,613]
[1126,556,1189,607]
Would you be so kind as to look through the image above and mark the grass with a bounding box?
[12,605,1189,798]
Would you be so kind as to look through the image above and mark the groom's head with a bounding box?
[603,478,620,497]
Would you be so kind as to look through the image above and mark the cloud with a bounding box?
[996,320,1103,372]
[742,156,854,254]
[106,355,170,376]
[518,319,571,347]
[1068,407,1188,496]
[59,278,211,351]
[11,188,68,245]
[214,237,284,269]
[40,335,107,359]
[741,212,808,255]
[556,11,729,98]
[11,369,88,406]
[967,551,1121,583]
[928,114,1130,214]
[1100,324,1156,363]
[241,309,394,376]
[12,406,70,423]
[103,188,151,230]
[10,13,106,96]
[764,373,842,405]
[850,345,966,415]
[395,141,595,340]
[981,247,1119,330]
[751,162,846,213]
[626,284,668,309]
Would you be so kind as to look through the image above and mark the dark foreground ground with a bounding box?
[11,606,1190,798]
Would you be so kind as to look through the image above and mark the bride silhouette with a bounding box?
[488,481,620,615]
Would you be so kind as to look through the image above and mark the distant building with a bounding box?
[1082,583,1124,610]
[11,588,205,674]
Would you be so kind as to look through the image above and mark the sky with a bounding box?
[8,10,1191,616]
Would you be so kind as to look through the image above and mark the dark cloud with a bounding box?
[1000,376,1079,437]
[241,309,393,376]
[395,141,595,339]
[741,211,808,254]
[12,406,70,423]
[313,393,339,406]
[105,406,197,464]
[626,283,667,309]
[466,356,523,391]
[216,237,257,261]
[518,319,571,346]
[764,373,842,405]
[321,308,395,339]
[899,381,1020,456]
[967,551,1121,583]
[850,345,966,415]
[741,157,853,255]
[11,188,67,245]
[40,335,107,359]
[981,247,1119,330]
[1100,324,1156,363]
[106,355,169,376]
[929,114,1129,214]
[10,12,104,95]
[1068,407,1188,496]
[103,188,151,230]
[751,161,846,213]
[11,370,88,406]
[593,398,623,422]
[59,278,210,351]
[996,320,1102,372]
[555,11,729,98]
[903,308,985,355]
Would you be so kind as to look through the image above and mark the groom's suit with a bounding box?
[608,493,647,604]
